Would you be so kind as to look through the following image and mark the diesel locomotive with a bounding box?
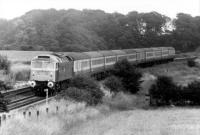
[29,47,175,95]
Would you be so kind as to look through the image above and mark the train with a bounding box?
[28,47,175,95]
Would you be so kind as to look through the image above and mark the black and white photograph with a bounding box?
[0,0,200,134]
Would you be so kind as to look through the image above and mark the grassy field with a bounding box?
[0,50,51,62]
[1,99,200,135]
[141,60,200,86]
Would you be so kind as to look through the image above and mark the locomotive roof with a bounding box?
[83,51,104,58]
[62,52,90,60]
[32,54,64,62]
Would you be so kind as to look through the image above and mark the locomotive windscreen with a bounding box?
[38,56,50,59]
[31,61,55,70]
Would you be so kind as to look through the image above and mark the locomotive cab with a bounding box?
[29,54,61,89]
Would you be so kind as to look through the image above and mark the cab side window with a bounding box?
[56,63,59,70]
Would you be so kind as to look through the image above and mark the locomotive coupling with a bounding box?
[47,81,54,88]
[29,81,36,87]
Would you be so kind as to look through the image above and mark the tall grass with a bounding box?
[0,99,102,135]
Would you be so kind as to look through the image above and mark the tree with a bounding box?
[112,59,142,93]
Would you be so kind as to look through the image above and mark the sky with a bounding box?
[0,0,199,19]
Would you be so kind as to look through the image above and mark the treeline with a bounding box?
[0,9,200,52]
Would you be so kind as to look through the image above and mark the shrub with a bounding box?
[112,59,142,94]
[149,75,179,105]
[69,75,99,90]
[12,69,30,81]
[0,55,10,74]
[104,76,124,93]
[187,59,196,67]
[15,70,30,81]
[183,81,200,105]
[64,75,104,105]
[149,75,200,106]
[0,80,13,91]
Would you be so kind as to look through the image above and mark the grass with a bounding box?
[140,61,200,86]
[66,107,200,135]
[0,99,103,135]
[0,50,51,62]
[2,98,200,135]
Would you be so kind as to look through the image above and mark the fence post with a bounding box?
[29,112,31,117]
[37,110,39,119]
[2,114,6,122]
[46,108,49,114]
[23,111,26,118]
[56,106,59,113]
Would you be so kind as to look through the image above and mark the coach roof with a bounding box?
[62,52,90,60]
[83,51,104,58]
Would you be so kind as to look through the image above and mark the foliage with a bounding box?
[0,9,200,52]
[66,75,104,105]
[149,75,200,106]
[149,76,178,105]
[104,76,124,93]
[0,80,12,91]
[182,81,200,105]
[0,55,10,74]
[187,59,196,67]
[12,69,30,81]
[112,59,142,94]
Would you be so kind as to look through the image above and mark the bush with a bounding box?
[182,81,200,105]
[0,55,10,74]
[62,75,104,105]
[149,76,179,105]
[69,75,99,90]
[104,76,124,93]
[60,87,99,105]
[111,59,142,94]
[0,80,12,91]
[149,75,200,106]
[187,59,196,67]
[14,70,30,81]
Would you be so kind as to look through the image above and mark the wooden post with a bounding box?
[23,112,26,118]
[46,108,49,114]
[56,106,59,113]
[29,112,31,117]
[37,110,39,119]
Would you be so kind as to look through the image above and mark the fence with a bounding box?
[0,106,60,127]
[1,100,88,128]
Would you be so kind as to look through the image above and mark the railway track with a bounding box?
[0,87,46,112]
[174,56,197,61]
[7,96,45,111]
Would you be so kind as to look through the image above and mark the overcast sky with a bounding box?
[0,0,199,19]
